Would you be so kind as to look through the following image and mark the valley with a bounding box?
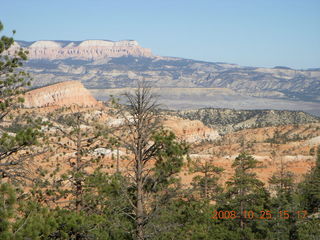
[2,2,320,238]
[14,40,320,116]
[11,81,320,189]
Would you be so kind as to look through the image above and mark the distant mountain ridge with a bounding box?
[11,40,320,115]
[175,108,320,134]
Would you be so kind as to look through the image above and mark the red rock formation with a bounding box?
[23,81,99,108]
[164,116,220,143]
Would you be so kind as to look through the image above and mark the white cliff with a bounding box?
[13,40,152,60]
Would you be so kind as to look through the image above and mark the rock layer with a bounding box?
[13,40,152,60]
[23,81,98,108]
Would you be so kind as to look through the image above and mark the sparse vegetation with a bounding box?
[1,20,320,240]
[176,108,320,134]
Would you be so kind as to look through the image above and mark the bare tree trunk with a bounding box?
[204,162,208,199]
[115,82,186,239]
[116,146,120,173]
[75,124,82,212]
[240,199,244,230]
[135,101,145,240]
[240,157,244,231]
[118,83,160,239]
[136,156,145,240]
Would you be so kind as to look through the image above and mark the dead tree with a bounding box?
[114,82,188,239]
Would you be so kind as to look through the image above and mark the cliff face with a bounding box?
[13,40,152,60]
[23,81,99,108]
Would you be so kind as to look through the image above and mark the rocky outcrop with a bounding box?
[104,114,220,144]
[163,116,220,143]
[176,108,320,134]
[23,81,99,108]
[12,40,152,60]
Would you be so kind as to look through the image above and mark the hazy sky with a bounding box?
[1,0,319,69]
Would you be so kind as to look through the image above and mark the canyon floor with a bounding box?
[11,81,318,191]
[15,103,320,192]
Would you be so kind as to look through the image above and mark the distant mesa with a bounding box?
[29,40,62,49]
[78,40,139,47]
[23,81,99,108]
[12,40,152,60]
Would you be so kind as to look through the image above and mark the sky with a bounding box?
[0,0,319,69]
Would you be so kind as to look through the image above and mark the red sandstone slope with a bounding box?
[23,81,99,108]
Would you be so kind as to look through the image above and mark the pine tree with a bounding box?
[81,171,134,239]
[299,145,320,213]
[189,155,224,201]
[0,21,41,183]
[296,145,320,240]
[218,152,270,239]
[268,158,297,240]
[0,21,31,119]
[32,106,109,211]
[0,183,15,239]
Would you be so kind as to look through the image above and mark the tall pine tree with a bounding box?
[218,152,270,240]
